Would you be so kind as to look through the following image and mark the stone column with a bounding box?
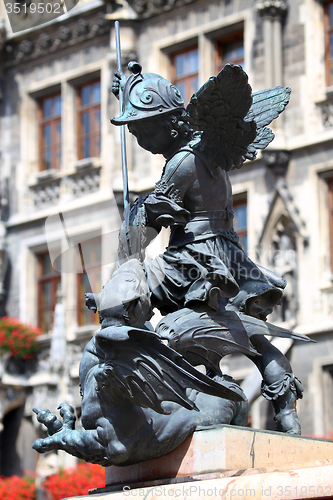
[256,0,289,88]
[199,33,214,86]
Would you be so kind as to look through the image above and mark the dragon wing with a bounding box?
[156,308,313,376]
[157,309,260,376]
[94,326,245,416]
[185,65,291,172]
[243,86,291,161]
[186,64,257,172]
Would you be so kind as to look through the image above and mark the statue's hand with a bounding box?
[85,293,98,313]
[112,71,126,99]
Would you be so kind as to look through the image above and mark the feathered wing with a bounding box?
[94,327,245,416]
[244,86,291,161]
[185,65,291,172]
[186,64,257,172]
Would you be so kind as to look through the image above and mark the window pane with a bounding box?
[43,98,52,118]
[39,94,61,171]
[54,95,61,117]
[43,124,51,146]
[42,254,51,274]
[40,310,51,334]
[172,48,199,103]
[94,134,101,157]
[55,122,61,144]
[236,41,244,59]
[176,81,186,99]
[77,237,101,326]
[240,234,248,254]
[216,33,244,73]
[82,112,90,135]
[190,77,198,96]
[93,109,101,132]
[189,49,198,73]
[175,53,186,77]
[81,85,90,106]
[235,204,247,230]
[78,82,101,160]
[224,42,235,60]
[329,3,333,28]
[92,82,101,103]
[43,149,51,170]
[38,253,60,332]
[55,146,61,169]
[41,282,51,307]
[83,138,90,158]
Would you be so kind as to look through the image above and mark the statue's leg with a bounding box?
[248,335,303,435]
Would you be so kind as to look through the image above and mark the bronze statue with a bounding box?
[33,58,313,466]
[111,61,307,434]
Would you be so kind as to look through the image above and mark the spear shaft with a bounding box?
[114,21,130,229]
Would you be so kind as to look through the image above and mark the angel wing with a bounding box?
[94,326,245,415]
[185,64,291,172]
[243,86,291,161]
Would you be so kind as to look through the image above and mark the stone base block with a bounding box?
[65,464,333,499]
[104,425,333,489]
[60,425,333,499]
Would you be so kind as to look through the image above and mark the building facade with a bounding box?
[0,0,332,477]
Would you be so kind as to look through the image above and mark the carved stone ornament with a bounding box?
[318,98,333,128]
[30,178,61,209]
[256,0,289,18]
[67,167,101,198]
[7,11,108,66]
[127,0,195,18]
[57,26,71,42]
[74,18,89,37]
[261,149,291,176]
[37,33,52,50]
[18,39,33,54]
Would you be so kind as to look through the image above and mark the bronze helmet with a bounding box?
[111,61,185,125]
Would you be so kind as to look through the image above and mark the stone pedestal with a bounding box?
[62,425,333,499]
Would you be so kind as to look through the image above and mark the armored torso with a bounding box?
[145,146,239,247]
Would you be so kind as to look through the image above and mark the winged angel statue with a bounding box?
[33,63,312,466]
